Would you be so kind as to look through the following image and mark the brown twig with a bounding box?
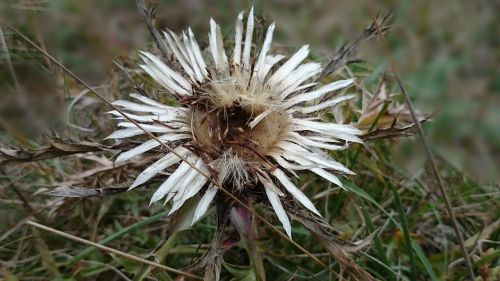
[392,69,475,280]
[135,0,170,59]
[316,11,393,82]
[25,220,203,280]
[285,201,374,280]
[370,16,476,280]
[11,185,48,234]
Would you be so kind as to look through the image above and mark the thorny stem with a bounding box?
[316,11,392,82]
[1,20,335,275]
[204,201,232,280]
[393,69,476,280]
[181,202,232,278]
[370,16,476,280]
[135,0,170,59]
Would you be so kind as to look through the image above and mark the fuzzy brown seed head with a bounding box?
[206,70,279,113]
[188,69,293,172]
[190,103,291,167]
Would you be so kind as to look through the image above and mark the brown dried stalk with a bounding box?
[135,0,170,59]
[25,220,203,280]
[370,16,476,280]
[183,200,233,280]
[317,11,393,81]
[284,201,375,281]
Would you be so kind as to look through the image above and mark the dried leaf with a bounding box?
[357,79,429,132]
[0,138,123,164]
[43,186,129,198]
[360,125,414,141]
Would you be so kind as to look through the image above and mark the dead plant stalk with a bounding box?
[371,16,476,280]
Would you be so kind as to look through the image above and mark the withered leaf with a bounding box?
[0,138,124,164]
[361,124,414,141]
[43,186,129,198]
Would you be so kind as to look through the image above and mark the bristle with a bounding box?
[210,149,250,190]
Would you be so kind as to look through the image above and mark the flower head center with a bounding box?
[190,103,290,166]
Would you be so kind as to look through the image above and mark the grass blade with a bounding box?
[360,201,396,281]
[68,210,169,265]
[391,187,417,281]
[343,181,401,229]
[26,220,202,280]
[411,241,438,281]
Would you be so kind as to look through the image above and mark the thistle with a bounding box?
[107,8,362,238]
[5,2,478,280]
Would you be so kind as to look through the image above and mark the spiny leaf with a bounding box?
[0,139,123,164]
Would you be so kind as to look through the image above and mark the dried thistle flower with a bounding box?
[107,8,362,238]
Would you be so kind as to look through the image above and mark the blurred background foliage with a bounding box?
[0,0,498,280]
[1,0,497,179]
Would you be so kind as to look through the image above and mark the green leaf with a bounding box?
[411,241,438,281]
[223,262,257,281]
[391,187,417,281]
[360,201,396,281]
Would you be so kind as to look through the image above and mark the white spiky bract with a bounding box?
[108,9,362,238]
